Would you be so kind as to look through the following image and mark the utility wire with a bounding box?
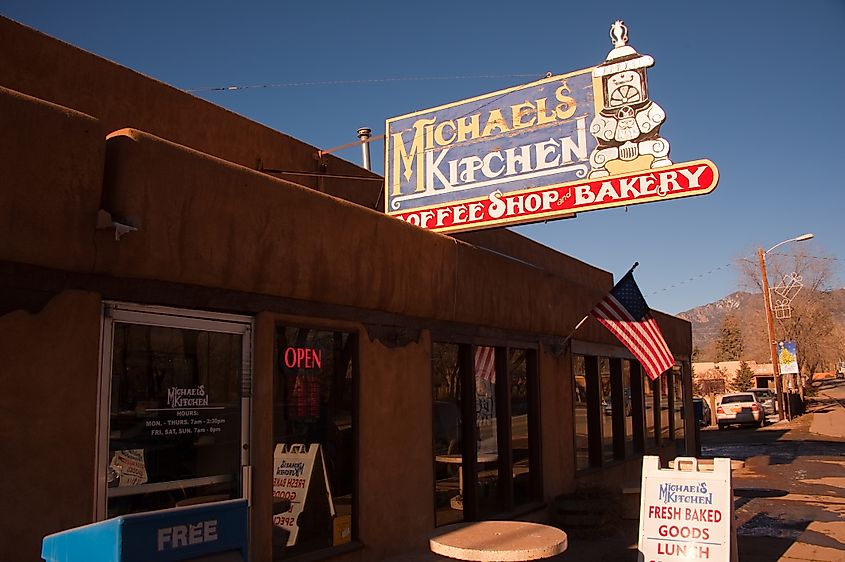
[769,252,845,262]
[186,73,546,93]
[320,73,554,157]
[189,71,558,159]
[646,263,735,297]
[646,253,844,297]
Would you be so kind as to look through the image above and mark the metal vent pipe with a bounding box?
[357,127,372,171]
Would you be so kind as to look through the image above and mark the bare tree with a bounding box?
[693,365,727,395]
[738,246,845,385]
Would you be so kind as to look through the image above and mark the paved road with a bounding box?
[701,379,845,561]
[560,380,845,562]
[388,380,845,562]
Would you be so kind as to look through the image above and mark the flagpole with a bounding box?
[560,262,640,348]
[561,314,590,347]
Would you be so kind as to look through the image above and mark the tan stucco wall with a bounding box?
[248,314,435,560]
[0,16,382,209]
[539,345,576,499]
[0,15,694,561]
[0,16,691,353]
[0,291,102,562]
[357,333,434,559]
[455,229,613,292]
[95,128,460,322]
[90,127,613,337]
[654,309,693,360]
[0,86,105,272]
[251,313,277,562]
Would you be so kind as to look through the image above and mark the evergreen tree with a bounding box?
[732,360,755,391]
[715,314,744,362]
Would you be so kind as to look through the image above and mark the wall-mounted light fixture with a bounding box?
[96,209,138,241]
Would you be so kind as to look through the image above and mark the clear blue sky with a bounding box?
[4,1,843,314]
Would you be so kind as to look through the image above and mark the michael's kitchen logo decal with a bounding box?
[384,21,718,233]
[167,385,210,408]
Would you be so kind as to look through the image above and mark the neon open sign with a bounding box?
[282,347,323,369]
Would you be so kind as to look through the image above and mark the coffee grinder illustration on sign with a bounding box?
[589,21,672,178]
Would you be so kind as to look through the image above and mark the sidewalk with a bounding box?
[767,387,845,561]
[807,387,845,440]
[560,390,845,562]
[390,391,845,561]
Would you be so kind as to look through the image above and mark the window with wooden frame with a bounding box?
[271,326,356,558]
[432,343,540,526]
[573,350,664,470]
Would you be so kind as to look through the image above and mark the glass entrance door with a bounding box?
[96,303,253,520]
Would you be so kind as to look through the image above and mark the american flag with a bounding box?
[475,346,496,383]
[590,270,675,381]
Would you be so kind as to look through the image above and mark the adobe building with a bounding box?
[693,361,777,392]
[0,16,695,561]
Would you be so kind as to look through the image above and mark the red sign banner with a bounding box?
[391,160,718,233]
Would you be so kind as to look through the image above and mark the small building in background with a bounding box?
[693,360,775,393]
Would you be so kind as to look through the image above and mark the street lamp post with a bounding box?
[758,233,814,421]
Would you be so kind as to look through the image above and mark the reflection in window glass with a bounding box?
[573,355,589,471]
[599,358,613,464]
[475,346,499,517]
[673,371,685,442]
[660,375,671,441]
[107,324,243,518]
[623,360,634,457]
[644,372,657,450]
[434,343,540,519]
[273,327,354,557]
[510,349,533,506]
[432,343,462,527]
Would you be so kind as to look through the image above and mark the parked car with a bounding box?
[747,387,777,415]
[716,392,765,429]
[693,397,711,427]
[602,390,632,417]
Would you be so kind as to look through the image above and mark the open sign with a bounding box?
[282,347,323,370]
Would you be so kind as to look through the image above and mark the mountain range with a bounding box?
[677,288,845,363]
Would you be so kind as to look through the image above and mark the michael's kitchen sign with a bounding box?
[384,21,718,233]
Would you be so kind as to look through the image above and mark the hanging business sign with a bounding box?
[778,340,799,375]
[384,21,718,233]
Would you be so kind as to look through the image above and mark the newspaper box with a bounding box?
[42,499,248,562]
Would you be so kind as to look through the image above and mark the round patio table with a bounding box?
[429,520,567,561]
[435,454,498,510]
